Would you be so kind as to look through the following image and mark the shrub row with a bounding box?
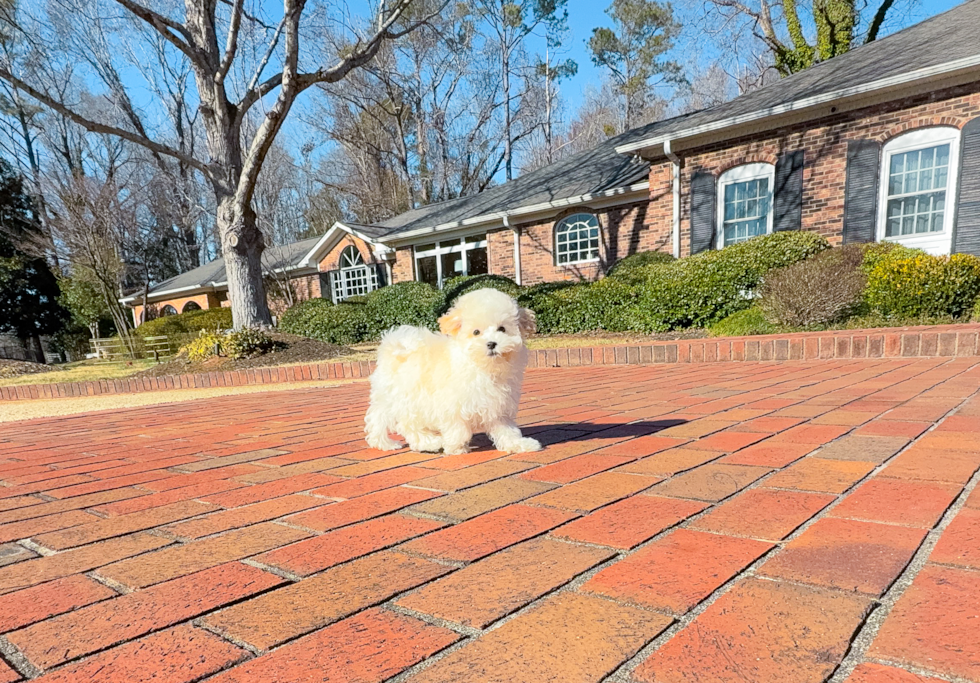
[715,241,980,333]
[278,232,980,343]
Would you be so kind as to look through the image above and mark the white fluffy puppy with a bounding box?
[364,288,542,455]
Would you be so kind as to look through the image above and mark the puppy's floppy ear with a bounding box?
[439,308,463,336]
[517,307,536,336]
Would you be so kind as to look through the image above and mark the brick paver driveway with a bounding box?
[0,358,978,683]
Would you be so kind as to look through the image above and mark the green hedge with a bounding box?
[433,275,522,319]
[279,298,370,345]
[365,281,440,334]
[866,252,980,319]
[278,232,980,341]
[136,307,232,337]
[606,250,675,283]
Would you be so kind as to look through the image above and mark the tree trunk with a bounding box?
[218,196,272,329]
[502,36,513,182]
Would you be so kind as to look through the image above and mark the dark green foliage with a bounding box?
[279,297,370,345]
[223,328,279,359]
[432,275,522,319]
[365,281,440,334]
[0,161,68,359]
[135,308,233,337]
[606,250,675,283]
[708,306,779,337]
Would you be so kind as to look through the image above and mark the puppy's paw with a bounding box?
[508,437,542,453]
[366,436,403,451]
[441,444,470,456]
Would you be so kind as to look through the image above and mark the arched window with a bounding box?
[182,301,202,313]
[160,305,178,317]
[717,163,775,247]
[877,127,960,255]
[328,244,380,302]
[340,246,364,269]
[554,213,600,265]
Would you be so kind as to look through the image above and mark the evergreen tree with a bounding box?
[0,159,67,362]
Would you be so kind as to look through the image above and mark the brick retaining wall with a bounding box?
[2,324,978,401]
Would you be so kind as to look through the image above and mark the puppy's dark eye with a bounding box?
[498,326,506,333]
[473,329,481,336]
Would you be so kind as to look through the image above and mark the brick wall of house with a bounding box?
[671,83,980,256]
[317,234,380,272]
[133,292,225,327]
[391,246,414,282]
[514,195,670,285]
[488,229,516,280]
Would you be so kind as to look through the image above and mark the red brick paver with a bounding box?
[0,358,977,681]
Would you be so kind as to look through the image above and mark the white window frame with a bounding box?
[413,233,488,288]
[717,163,775,249]
[554,213,601,265]
[876,127,960,255]
[329,246,379,302]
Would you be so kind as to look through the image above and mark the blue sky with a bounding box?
[555,0,961,105]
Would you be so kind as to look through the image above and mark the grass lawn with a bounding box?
[0,359,157,387]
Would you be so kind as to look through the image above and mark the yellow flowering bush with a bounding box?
[866,253,980,319]
[180,330,225,362]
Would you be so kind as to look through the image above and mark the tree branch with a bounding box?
[217,0,245,83]
[245,14,287,93]
[865,0,896,42]
[109,0,205,69]
[0,67,211,178]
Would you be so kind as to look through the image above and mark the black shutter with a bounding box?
[774,150,804,232]
[374,263,388,287]
[954,117,980,256]
[319,270,340,302]
[842,140,881,244]
[690,169,716,254]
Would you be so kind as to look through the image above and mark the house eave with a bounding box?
[616,54,980,158]
[381,181,651,246]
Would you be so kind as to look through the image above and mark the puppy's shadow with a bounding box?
[467,419,689,452]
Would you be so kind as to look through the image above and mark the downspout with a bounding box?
[504,215,522,285]
[664,139,681,259]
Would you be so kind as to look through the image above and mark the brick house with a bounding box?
[124,0,980,322]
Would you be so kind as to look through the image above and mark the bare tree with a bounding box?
[699,0,915,76]
[473,0,569,182]
[0,0,442,328]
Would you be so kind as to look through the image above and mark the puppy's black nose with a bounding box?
[487,341,497,350]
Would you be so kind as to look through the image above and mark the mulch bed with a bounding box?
[0,359,58,379]
[133,332,350,378]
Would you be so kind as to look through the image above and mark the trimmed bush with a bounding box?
[629,231,831,331]
[136,307,232,337]
[531,278,642,334]
[606,250,675,283]
[279,298,333,336]
[432,274,522,319]
[757,245,867,328]
[224,328,277,359]
[709,306,780,337]
[973,297,980,323]
[365,282,440,335]
[282,299,370,345]
[866,253,980,319]
[859,242,922,274]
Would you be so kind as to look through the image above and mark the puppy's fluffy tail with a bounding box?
[365,325,431,451]
[375,325,433,368]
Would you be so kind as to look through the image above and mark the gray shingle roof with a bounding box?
[137,235,322,298]
[617,0,980,150]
